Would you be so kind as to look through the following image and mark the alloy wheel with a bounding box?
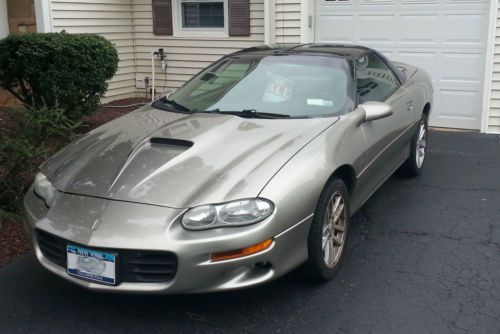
[322,192,347,268]
[416,121,427,168]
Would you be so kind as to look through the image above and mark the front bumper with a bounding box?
[24,189,312,294]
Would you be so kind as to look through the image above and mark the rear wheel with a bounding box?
[399,113,428,177]
[304,178,350,281]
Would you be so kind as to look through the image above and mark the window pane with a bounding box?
[182,3,199,27]
[168,55,354,118]
[182,2,224,28]
[356,54,399,104]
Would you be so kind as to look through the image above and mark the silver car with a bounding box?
[23,44,433,293]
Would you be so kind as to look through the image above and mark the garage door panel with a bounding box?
[315,0,488,130]
[358,15,395,43]
[316,15,353,42]
[400,15,438,44]
[434,89,482,129]
[396,51,436,78]
[403,0,437,4]
[441,53,484,84]
[445,0,486,5]
[442,14,487,46]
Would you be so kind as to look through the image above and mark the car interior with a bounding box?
[356,54,399,104]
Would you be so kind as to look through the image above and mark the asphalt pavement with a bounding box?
[0,130,499,334]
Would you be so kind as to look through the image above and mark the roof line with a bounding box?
[279,43,315,53]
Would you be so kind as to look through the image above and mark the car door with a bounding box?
[355,53,414,204]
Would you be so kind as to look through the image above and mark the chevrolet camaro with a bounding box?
[23,44,433,293]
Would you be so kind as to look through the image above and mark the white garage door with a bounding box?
[315,0,489,130]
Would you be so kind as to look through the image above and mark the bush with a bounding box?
[0,32,118,120]
[0,106,79,218]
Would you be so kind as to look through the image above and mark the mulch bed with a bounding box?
[0,220,31,267]
[0,97,148,267]
[79,97,149,132]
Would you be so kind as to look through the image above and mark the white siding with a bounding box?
[51,0,137,101]
[132,0,264,95]
[489,6,500,133]
[274,0,301,44]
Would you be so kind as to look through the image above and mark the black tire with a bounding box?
[399,113,428,177]
[303,178,350,281]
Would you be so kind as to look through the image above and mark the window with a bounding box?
[166,55,355,118]
[181,1,224,28]
[356,53,399,104]
[152,0,250,37]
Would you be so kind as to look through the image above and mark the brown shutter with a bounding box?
[228,0,250,36]
[152,0,173,35]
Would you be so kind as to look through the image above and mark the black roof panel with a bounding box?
[230,43,373,59]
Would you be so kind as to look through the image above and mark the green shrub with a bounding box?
[0,106,79,217]
[0,32,118,120]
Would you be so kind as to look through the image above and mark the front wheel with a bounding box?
[399,114,428,177]
[303,178,350,281]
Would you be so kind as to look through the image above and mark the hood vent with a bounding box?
[149,138,193,148]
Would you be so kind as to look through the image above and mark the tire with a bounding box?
[303,178,350,281]
[399,113,428,177]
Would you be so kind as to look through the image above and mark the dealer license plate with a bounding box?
[66,245,117,285]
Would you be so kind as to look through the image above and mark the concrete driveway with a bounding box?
[0,130,499,334]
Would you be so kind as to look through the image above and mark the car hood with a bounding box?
[41,106,338,208]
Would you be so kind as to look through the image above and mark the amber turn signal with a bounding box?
[211,238,273,262]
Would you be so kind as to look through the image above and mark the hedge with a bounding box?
[0,32,119,119]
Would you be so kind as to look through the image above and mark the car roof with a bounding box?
[229,44,373,60]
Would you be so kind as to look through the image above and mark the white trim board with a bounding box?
[481,0,499,133]
[0,0,8,38]
[34,0,53,33]
[300,0,315,43]
[265,0,276,45]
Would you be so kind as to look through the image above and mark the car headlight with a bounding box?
[33,172,56,207]
[181,198,274,231]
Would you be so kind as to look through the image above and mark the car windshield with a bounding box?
[156,54,355,118]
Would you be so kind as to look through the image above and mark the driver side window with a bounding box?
[356,54,399,104]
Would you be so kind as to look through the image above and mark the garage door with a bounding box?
[315,0,489,130]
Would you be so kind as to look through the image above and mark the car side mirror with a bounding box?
[360,101,393,122]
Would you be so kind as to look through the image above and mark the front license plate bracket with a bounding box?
[66,245,118,286]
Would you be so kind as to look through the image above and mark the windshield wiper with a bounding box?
[202,109,291,119]
[152,97,191,112]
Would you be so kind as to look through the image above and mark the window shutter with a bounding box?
[152,0,173,35]
[228,0,250,36]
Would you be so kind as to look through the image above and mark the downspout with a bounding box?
[130,0,139,98]
[264,0,275,45]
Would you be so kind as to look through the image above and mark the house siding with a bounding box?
[489,5,500,133]
[50,0,137,102]
[132,0,264,95]
[274,0,301,44]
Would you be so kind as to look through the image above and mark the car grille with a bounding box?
[37,228,67,267]
[36,229,178,284]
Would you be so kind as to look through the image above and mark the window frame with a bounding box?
[354,51,402,107]
[172,0,229,38]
